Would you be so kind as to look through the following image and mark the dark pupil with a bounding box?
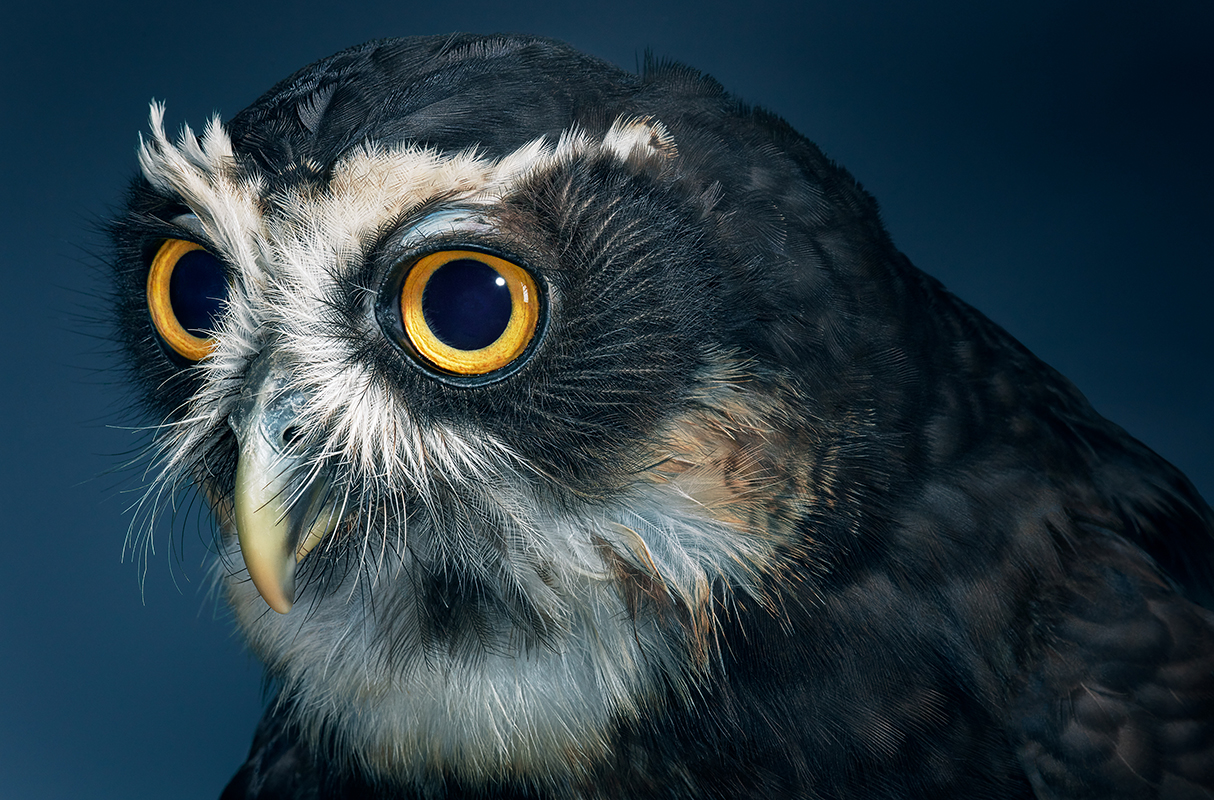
[421,259,513,350]
[169,249,228,336]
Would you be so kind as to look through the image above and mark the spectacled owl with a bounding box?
[109,34,1214,800]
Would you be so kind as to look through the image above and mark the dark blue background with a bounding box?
[2,1,1210,797]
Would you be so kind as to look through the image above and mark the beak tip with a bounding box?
[243,556,296,614]
[266,593,294,614]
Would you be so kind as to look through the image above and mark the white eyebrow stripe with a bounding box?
[136,104,679,292]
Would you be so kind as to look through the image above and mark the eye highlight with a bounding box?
[146,238,229,361]
[400,250,540,376]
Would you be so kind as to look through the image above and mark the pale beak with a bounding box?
[227,354,338,614]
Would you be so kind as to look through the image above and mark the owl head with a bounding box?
[111,34,889,783]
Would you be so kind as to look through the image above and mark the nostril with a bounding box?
[282,425,303,446]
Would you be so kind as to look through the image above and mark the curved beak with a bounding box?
[228,354,338,614]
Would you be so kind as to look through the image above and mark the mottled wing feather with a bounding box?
[1010,534,1214,799]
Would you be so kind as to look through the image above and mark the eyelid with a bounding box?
[393,208,496,252]
[169,212,207,239]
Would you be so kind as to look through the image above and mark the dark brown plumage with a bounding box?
[110,34,1214,799]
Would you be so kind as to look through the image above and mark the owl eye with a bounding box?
[146,238,229,361]
[399,250,540,376]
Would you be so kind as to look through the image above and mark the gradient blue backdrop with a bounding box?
[2,1,1210,798]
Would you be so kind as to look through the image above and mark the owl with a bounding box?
[109,34,1214,799]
